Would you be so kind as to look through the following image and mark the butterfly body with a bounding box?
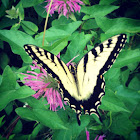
[24,34,127,125]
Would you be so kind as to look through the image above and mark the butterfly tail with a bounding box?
[76,113,81,125]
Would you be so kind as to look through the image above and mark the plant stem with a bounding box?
[42,0,53,46]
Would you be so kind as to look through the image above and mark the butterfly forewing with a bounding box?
[24,45,78,99]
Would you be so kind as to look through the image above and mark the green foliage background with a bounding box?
[0,0,140,139]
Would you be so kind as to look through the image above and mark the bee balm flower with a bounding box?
[45,0,84,17]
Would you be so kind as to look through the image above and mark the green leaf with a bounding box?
[21,21,38,35]
[16,107,67,129]
[52,21,82,35]
[114,49,140,68]
[0,52,9,70]
[0,115,5,127]
[132,103,140,120]
[0,30,37,63]
[0,66,16,92]
[116,85,140,106]
[0,86,35,111]
[101,91,129,113]
[128,76,140,91]
[99,0,117,5]
[33,109,66,129]
[0,3,7,17]
[127,62,139,71]
[17,2,24,21]
[16,107,37,121]
[13,120,22,133]
[95,16,140,35]
[34,2,47,18]
[121,69,130,86]
[53,116,89,140]
[110,113,136,136]
[35,29,70,45]
[1,0,9,8]
[43,37,68,55]
[21,0,44,8]
[82,19,98,30]
[81,5,119,17]
[5,102,14,115]
[19,96,48,110]
[11,23,21,30]
[52,16,73,27]
[0,17,17,29]
[30,124,44,139]
[5,6,19,19]
[105,68,121,90]
[36,21,80,45]
[62,32,94,63]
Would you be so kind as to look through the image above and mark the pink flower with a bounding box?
[22,61,65,111]
[86,130,90,140]
[95,135,106,140]
[45,0,84,17]
[44,88,65,111]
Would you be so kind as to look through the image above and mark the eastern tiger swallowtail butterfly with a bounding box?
[24,34,127,125]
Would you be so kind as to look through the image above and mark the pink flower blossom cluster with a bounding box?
[45,0,84,17]
[22,61,65,111]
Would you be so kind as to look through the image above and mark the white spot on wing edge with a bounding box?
[24,46,28,49]
[98,92,104,99]
[71,105,76,108]
[95,101,100,106]
[90,108,96,112]
[77,110,81,114]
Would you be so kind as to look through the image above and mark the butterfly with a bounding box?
[24,34,127,125]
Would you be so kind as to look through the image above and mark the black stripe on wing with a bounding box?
[99,34,127,74]
[82,34,127,75]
